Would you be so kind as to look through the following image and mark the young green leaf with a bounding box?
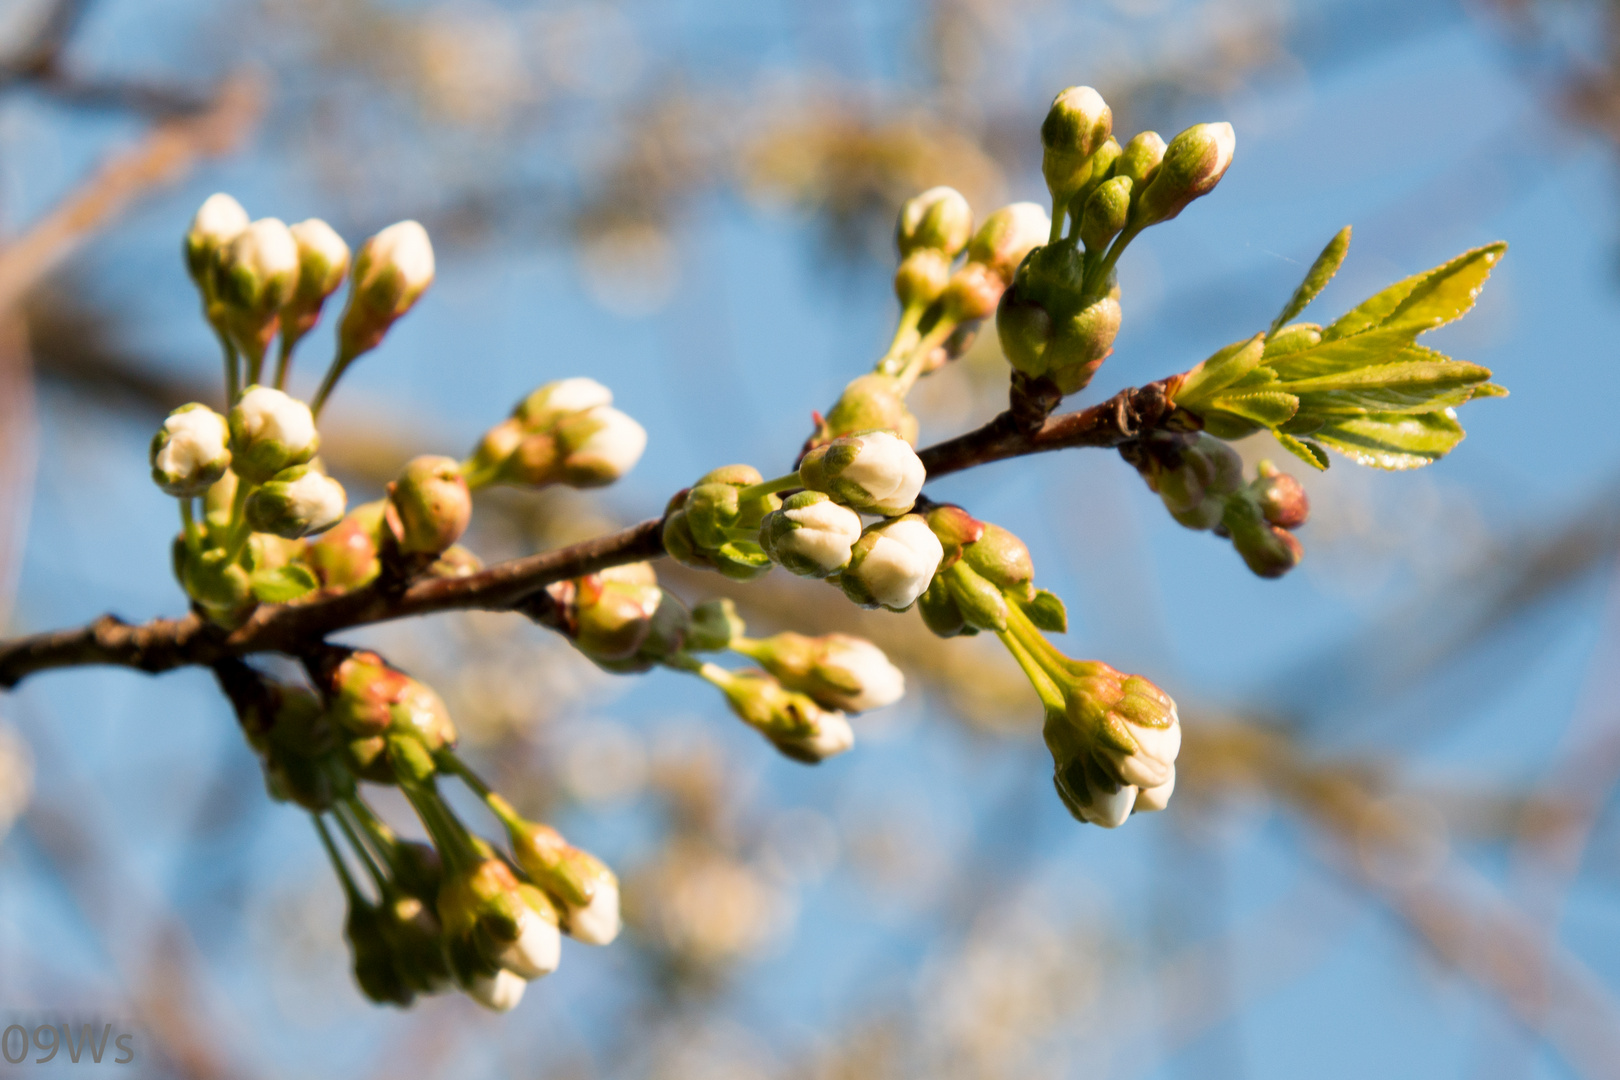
[1308,411,1465,470]
[1274,432,1329,471]
[1173,333,1266,409]
[1323,242,1506,341]
[1265,326,1420,382]
[249,563,320,603]
[1269,225,1350,335]
[1278,358,1493,414]
[1202,391,1300,428]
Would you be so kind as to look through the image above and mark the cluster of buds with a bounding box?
[998,86,1235,399]
[462,378,648,491]
[807,194,1050,449]
[217,651,623,1011]
[663,465,785,580]
[1124,434,1309,578]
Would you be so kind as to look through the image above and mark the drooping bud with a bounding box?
[1133,122,1235,226]
[184,193,250,285]
[1078,175,1132,253]
[1252,460,1309,529]
[281,219,352,347]
[345,898,414,1006]
[1223,496,1304,578]
[1044,662,1180,828]
[246,465,347,539]
[228,385,319,483]
[715,669,854,764]
[799,430,925,517]
[840,514,945,612]
[466,969,527,1012]
[896,186,974,258]
[759,491,864,578]
[814,374,919,447]
[385,455,471,555]
[737,632,905,713]
[1134,433,1245,531]
[966,203,1053,285]
[551,405,648,487]
[215,218,301,357]
[1117,131,1167,190]
[508,819,623,945]
[497,885,562,980]
[321,651,415,737]
[150,403,232,496]
[918,574,969,638]
[337,220,436,359]
[1041,86,1114,210]
[305,501,384,590]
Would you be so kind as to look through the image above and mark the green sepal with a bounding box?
[1020,589,1068,633]
[249,563,320,603]
[713,541,774,581]
[1324,242,1506,340]
[1274,432,1329,471]
[1308,410,1464,470]
[1270,225,1350,335]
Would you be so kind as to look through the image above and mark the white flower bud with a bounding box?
[565,877,622,946]
[760,491,864,578]
[245,465,347,539]
[184,193,250,283]
[1049,677,1181,828]
[216,218,300,331]
[338,220,435,357]
[467,969,527,1012]
[515,377,614,427]
[283,220,351,342]
[841,515,944,612]
[498,900,562,979]
[150,403,232,496]
[896,186,974,258]
[966,202,1052,284]
[799,430,926,517]
[784,708,854,762]
[229,385,319,483]
[815,636,905,712]
[555,405,647,487]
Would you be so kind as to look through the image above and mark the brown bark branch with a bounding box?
[0,379,1187,688]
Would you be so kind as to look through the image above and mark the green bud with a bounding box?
[572,564,664,662]
[942,560,1008,632]
[385,455,471,555]
[1134,122,1235,227]
[1041,86,1113,207]
[345,898,414,1007]
[1069,137,1121,220]
[965,203,1053,285]
[246,464,347,539]
[717,670,854,764]
[894,247,952,309]
[817,374,918,448]
[304,501,384,590]
[996,239,1122,395]
[1079,175,1132,253]
[1222,494,1304,578]
[961,521,1035,600]
[687,598,743,652]
[685,482,746,550]
[1251,460,1309,529]
[263,745,350,811]
[428,544,482,579]
[324,651,415,737]
[923,503,985,568]
[896,186,974,257]
[939,261,1008,323]
[379,893,452,994]
[337,220,435,359]
[181,547,253,625]
[1116,131,1167,189]
[918,574,969,638]
[513,377,614,427]
[494,429,559,487]
[228,385,319,484]
[388,677,457,752]
[1138,434,1244,531]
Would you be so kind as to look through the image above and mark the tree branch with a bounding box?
[0,379,1188,688]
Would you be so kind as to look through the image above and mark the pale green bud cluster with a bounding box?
[663,465,782,581]
[385,456,471,556]
[465,378,648,491]
[1043,662,1180,828]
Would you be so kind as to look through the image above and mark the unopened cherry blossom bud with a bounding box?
[966,203,1053,285]
[1251,460,1309,530]
[337,220,435,358]
[305,501,384,589]
[184,193,249,285]
[216,218,300,355]
[1041,86,1113,208]
[281,219,351,346]
[571,564,664,662]
[799,430,925,517]
[1117,131,1167,189]
[345,898,414,1006]
[922,502,985,568]
[939,261,1008,323]
[228,385,319,483]
[1079,175,1132,253]
[997,240,1121,395]
[941,560,1009,632]
[840,514,944,612]
[686,598,744,652]
[1134,122,1235,226]
[815,374,918,447]
[182,548,254,624]
[497,885,561,979]
[1135,433,1245,531]
[246,465,346,539]
[466,969,527,1012]
[379,893,452,994]
[735,632,905,713]
[1045,663,1180,828]
[759,491,864,578]
[962,521,1036,600]
[894,248,952,309]
[918,574,969,638]
[150,403,232,496]
[1224,496,1304,579]
[896,186,974,257]
[508,819,622,945]
[322,651,414,737]
[385,455,470,555]
[716,669,854,763]
[552,405,648,487]
[388,676,457,754]
[514,377,614,428]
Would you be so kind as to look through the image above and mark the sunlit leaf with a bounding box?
[249,564,319,603]
[1309,410,1465,470]
[1323,242,1506,340]
[1203,390,1300,427]
[1174,333,1266,408]
[1270,225,1350,335]
[1274,431,1329,471]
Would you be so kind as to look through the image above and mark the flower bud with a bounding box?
[1224,496,1304,579]
[346,899,414,1006]
[1251,460,1309,530]
[497,885,562,979]
[966,203,1053,285]
[246,465,346,539]
[896,186,974,258]
[939,261,1009,323]
[322,651,415,737]
[1135,434,1245,531]
[840,514,944,612]
[385,455,471,555]
[466,969,527,1012]
[894,248,952,309]
[337,220,436,358]
[941,560,1009,631]
[514,377,614,428]
[961,522,1036,601]
[740,632,905,713]
[1079,175,1132,253]
[686,598,744,652]
[1134,122,1235,226]
[799,430,925,517]
[282,219,352,343]
[570,564,665,662]
[184,193,250,285]
[305,501,384,589]
[759,491,864,578]
[379,894,452,994]
[1117,131,1167,189]
[1045,663,1180,828]
[815,374,919,447]
[150,403,231,496]
[996,240,1121,395]
[1041,86,1113,206]
[181,547,254,625]
[215,218,300,354]
[718,670,854,764]
[388,677,458,753]
[228,385,319,483]
[552,406,648,487]
[922,502,985,567]
[509,820,623,945]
